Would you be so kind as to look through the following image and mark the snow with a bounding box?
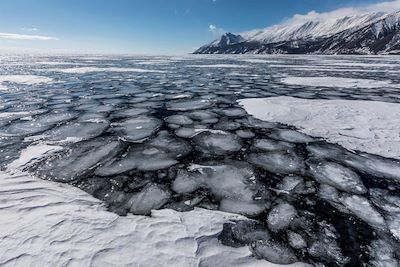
[281,76,397,89]
[47,67,167,73]
[0,75,54,91]
[1,170,309,267]
[239,96,400,159]
[243,12,386,43]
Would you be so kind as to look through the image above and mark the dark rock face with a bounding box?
[194,12,400,55]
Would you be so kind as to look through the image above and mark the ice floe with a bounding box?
[281,77,398,89]
[240,96,400,159]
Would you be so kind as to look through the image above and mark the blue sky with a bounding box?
[0,0,397,54]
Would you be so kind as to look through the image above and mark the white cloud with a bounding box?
[208,24,224,36]
[21,27,39,32]
[0,33,58,41]
[288,0,400,24]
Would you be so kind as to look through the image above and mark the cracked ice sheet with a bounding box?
[239,96,400,159]
[0,75,54,91]
[280,76,398,88]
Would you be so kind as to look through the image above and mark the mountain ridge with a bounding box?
[194,11,400,55]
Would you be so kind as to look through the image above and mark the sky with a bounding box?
[0,0,399,54]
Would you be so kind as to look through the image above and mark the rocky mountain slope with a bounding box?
[194,11,400,55]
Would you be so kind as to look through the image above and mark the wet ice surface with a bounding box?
[1,54,400,266]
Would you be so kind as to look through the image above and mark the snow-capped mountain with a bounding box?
[194,11,400,54]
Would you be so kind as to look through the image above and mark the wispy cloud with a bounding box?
[244,0,400,34]
[21,27,39,32]
[208,24,224,37]
[288,0,400,24]
[0,33,58,41]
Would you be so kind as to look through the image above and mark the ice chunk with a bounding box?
[235,130,255,139]
[339,194,387,230]
[0,110,77,137]
[44,121,109,142]
[219,220,270,247]
[248,151,304,174]
[252,138,294,151]
[127,183,171,215]
[287,231,307,249]
[96,147,176,175]
[110,108,150,118]
[213,119,241,131]
[96,132,189,176]
[193,132,242,155]
[238,116,279,129]
[166,100,213,111]
[344,153,400,183]
[267,202,297,232]
[250,240,297,264]
[218,108,247,118]
[368,239,399,267]
[147,131,192,157]
[369,188,400,213]
[268,129,314,143]
[307,160,367,194]
[276,176,304,194]
[0,120,53,136]
[387,213,400,240]
[308,236,348,265]
[172,169,203,194]
[34,138,121,182]
[219,199,267,217]
[173,162,268,216]
[307,142,349,160]
[165,114,193,125]
[113,116,162,142]
[77,113,108,123]
[175,127,198,138]
[187,110,219,122]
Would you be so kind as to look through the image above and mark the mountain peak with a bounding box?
[216,32,245,47]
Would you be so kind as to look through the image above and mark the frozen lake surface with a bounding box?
[0,54,400,266]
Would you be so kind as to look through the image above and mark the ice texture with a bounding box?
[267,202,297,232]
[193,132,242,155]
[248,151,305,174]
[127,183,171,215]
[307,160,367,194]
[113,116,162,142]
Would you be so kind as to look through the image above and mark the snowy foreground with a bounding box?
[1,54,400,266]
[1,170,293,267]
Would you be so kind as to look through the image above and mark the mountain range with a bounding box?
[194,11,400,55]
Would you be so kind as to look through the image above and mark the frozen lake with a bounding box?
[0,54,400,266]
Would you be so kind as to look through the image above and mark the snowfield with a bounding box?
[239,96,400,159]
[280,76,398,89]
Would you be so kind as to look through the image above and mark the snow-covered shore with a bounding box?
[239,96,400,159]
